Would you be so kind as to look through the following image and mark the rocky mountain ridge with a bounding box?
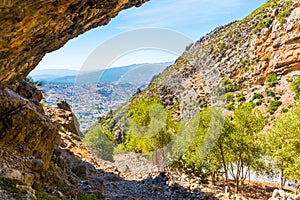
[101,0,300,137]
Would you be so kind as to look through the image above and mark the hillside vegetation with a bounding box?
[85,0,300,193]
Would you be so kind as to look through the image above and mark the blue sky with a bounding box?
[36,0,267,71]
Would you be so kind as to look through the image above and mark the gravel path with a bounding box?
[98,152,218,200]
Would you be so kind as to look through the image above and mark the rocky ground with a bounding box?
[95,152,281,200]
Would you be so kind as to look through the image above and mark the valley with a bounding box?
[0,0,300,200]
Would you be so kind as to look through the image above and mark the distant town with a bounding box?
[41,82,138,131]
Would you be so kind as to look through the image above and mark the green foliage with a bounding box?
[124,97,179,153]
[25,76,43,87]
[83,126,114,161]
[286,76,293,82]
[281,108,288,113]
[246,0,278,20]
[266,73,278,87]
[218,43,226,50]
[77,192,98,200]
[36,190,64,200]
[290,76,300,92]
[277,3,292,26]
[222,92,234,102]
[268,100,282,114]
[226,105,266,190]
[294,93,300,100]
[170,108,225,178]
[170,105,266,191]
[252,93,263,100]
[0,176,26,198]
[226,104,235,111]
[253,17,272,34]
[223,79,235,92]
[264,102,300,186]
[262,57,270,62]
[265,88,275,96]
[237,95,246,102]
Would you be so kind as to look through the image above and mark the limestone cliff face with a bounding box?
[0,81,59,187]
[0,0,147,88]
[253,3,300,84]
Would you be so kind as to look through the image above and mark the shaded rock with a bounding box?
[9,80,43,102]
[0,88,58,169]
[27,158,45,172]
[71,163,88,179]
[57,100,72,112]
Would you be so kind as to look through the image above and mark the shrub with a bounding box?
[223,79,235,92]
[36,190,63,200]
[265,89,275,96]
[252,93,263,100]
[237,95,246,102]
[266,73,278,87]
[290,76,300,92]
[281,108,288,113]
[290,77,300,100]
[25,76,43,87]
[268,100,282,114]
[294,93,300,100]
[252,17,272,34]
[255,100,263,106]
[226,104,235,111]
[262,57,270,62]
[77,192,98,200]
[286,76,293,82]
[0,177,26,198]
[277,7,292,25]
[274,96,281,101]
[83,126,114,161]
[223,92,234,102]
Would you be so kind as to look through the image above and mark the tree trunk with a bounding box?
[211,172,216,185]
[280,168,284,189]
[235,157,241,192]
[219,143,231,194]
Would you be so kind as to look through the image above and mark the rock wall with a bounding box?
[253,1,300,84]
[0,81,59,186]
[0,0,147,88]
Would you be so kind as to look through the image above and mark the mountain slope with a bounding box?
[98,0,300,136]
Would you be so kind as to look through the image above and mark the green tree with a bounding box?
[264,102,300,187]
[226,105,266,191]
[25,76,43,87]
[124,97,179,154]
[83,126,114,161]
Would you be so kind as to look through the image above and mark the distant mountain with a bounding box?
[29,69,79,81]
[30,62,173,87]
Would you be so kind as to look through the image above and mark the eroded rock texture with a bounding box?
[0,0,147,88]
[0,81,59,187]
